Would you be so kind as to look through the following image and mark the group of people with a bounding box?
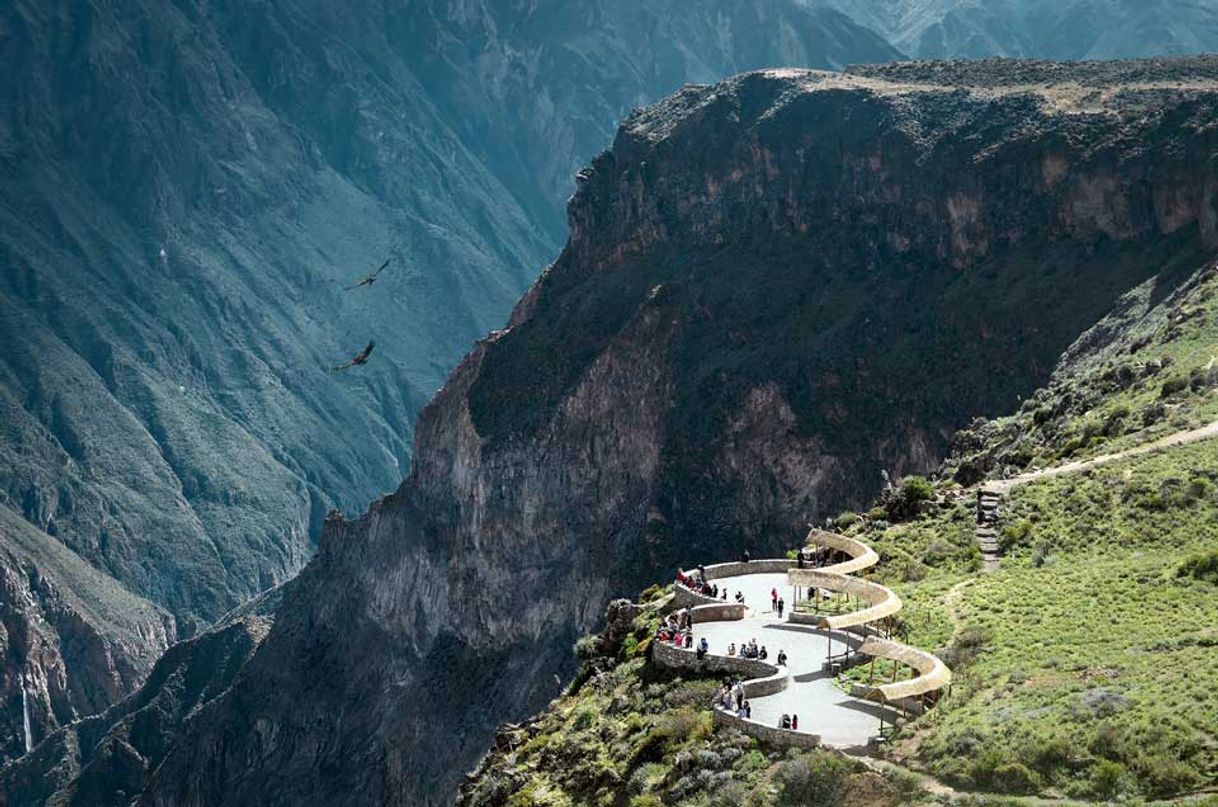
[655,609,694,649]
[728,638,769,660]
[716,679,751,719]
[674,568,743,603]
[780,713,800,731]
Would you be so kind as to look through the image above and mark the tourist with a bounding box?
[759,645,768,660]
[744,700,752,719]
[728,642,737,657]
[771,587,778,612]
[742,548,751,563]
[684,632,693,649]
[721,588,727,601]
[780,714,792,730]
[712,583,719,598]
[777,649,788,666]
[735,591,745,604]
[777,597,785,618]
[697,637,708,659]
[792,714,799,731]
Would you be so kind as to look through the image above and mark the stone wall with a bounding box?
[701,559,791,580]
[689,603,746,624]
[651,638,787,696]
[712,709,821,749]
[672,583,719,609]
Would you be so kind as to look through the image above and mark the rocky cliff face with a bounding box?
[83,58,1218,806]
[0,506,173,764]
[1,614,266,806]
[0,0,905,757]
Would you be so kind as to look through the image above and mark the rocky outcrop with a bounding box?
[0,615,267,806]
[38,58,1218,805]
[0,0,901,758]
[0,506,173,765]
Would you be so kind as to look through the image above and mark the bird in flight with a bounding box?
[332,340,375,372]
[345,258,391,290]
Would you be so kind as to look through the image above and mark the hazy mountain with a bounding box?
[50,57,1215,806]
[822,0,1218,59]
[0,0,898,762]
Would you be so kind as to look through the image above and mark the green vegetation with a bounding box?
[462,602,925,807]
[854,439,1218,801]
[947,267,1218,484]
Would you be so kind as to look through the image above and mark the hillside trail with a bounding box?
[859,423,1218,799]
[985,420,1218,494]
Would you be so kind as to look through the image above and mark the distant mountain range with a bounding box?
[3,0,1218,774]
[825,0,1218,60]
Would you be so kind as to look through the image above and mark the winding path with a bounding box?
[662,528,951,750]
[988,420,1218,494]
[975,420,1218,566]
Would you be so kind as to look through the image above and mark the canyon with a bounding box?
[6,57,1213,805]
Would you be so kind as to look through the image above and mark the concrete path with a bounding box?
[692,572,885,748]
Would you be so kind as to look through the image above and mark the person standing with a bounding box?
[771,587,778,612]
[777,596,785,618]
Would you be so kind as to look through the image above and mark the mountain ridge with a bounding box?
[26,56,1213,806]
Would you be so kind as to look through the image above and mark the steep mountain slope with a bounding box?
[86,58,1218,806]
[824,0,1218,60]
[0,0,902,757]
[456,263,1218,806]
[400,0,901,238]
[1,615,268,807]
[0,505,173,762]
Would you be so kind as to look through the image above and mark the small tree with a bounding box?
[884,476,935,522]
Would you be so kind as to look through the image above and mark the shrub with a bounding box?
[1177,550,1218,585]
[774,751,854,807]
[834,511,861,529]
[1160,374,1190,398]
[574,634,603,661]
[942,625,991,669]
[884,476,936,521]
[922,539,956,567]
[1089,759,1130,800]
[991,762,1042,795]
[1187,475,1214,501]
[1000,519,1032,551]
[1131,753,1202,798]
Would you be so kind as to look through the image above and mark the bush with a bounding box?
[1131,753,1202,798]
[833,511,860,529]
[774,751,854,807]
[1089,759,1130,800]
[991,762,1042,794]
[574,634,603,661]
[1160,374,1190,398]
[1000,519,1032,551]
[1177,550,1218,584]
[884,476,936,521]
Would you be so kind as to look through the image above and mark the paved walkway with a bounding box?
[692,572,885,748]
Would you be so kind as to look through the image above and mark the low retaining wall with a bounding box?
[672,583,720,609]
[689,603,746,624]
[712,708,821,749]
[701,559,792,580]
[652,639,786,696]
